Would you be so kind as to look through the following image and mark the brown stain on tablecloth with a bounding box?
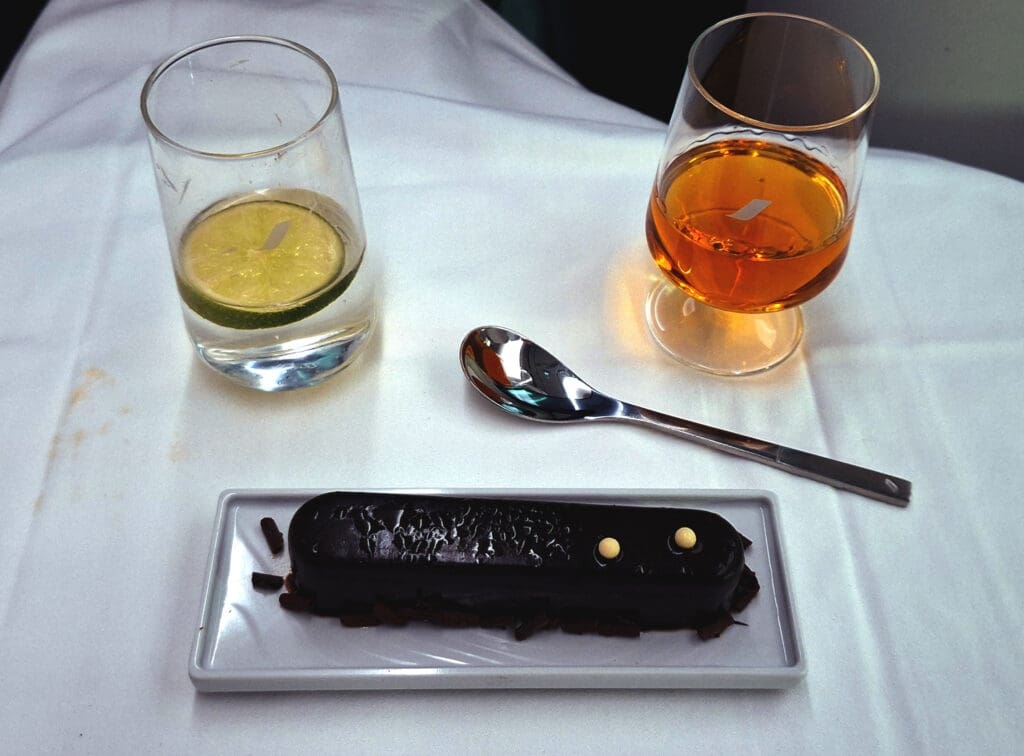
[34,368,122,513]
[68,367,112,408]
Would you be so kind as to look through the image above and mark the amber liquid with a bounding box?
[646,140,852,313]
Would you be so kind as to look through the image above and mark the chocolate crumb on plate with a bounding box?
[697,612,737,640]
[730,568,760,614]
[279,592,313,613]
[251,571,284,591]
[260,517,284,555]
[513,612,553,641]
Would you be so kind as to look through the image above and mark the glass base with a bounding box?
[193,323,374,391]
[645,281,803,376]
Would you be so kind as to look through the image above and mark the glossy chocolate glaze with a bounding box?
[287,491,756,632]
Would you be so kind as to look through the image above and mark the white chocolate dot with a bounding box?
[597,537,621,561]
[674,527,697,550]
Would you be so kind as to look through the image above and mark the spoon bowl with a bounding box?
[460,326,617,422]
[459,325,912,507]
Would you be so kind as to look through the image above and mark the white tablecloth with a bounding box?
[2,1,1022,753]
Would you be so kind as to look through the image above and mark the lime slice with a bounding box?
[176,198,350,329]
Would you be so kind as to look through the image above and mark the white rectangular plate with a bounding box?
[189,488,804,691]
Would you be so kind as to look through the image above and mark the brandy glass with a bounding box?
[645,13,879,375]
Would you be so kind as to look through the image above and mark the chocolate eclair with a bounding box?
[283,491,759,639]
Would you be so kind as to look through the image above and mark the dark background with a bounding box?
[1,1,740,123]
[3,1,46,79]
[481,0,745,122]
[4,1,1020,179]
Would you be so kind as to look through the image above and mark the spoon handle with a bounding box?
[622,405,911,507]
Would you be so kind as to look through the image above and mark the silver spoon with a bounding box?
[460,325,911,507]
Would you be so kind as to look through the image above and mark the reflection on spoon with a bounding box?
[460,325,911,507]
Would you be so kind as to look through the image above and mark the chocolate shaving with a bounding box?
[513,612,552,641]
[730,567,760,613]
[260,517,285,555]
[278,588,760,641]
[279,592,313,613]
[697,612,737,640]
[251,571,284,591]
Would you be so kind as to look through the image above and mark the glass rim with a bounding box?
[140,35,339,160]
[687,12,880,133]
